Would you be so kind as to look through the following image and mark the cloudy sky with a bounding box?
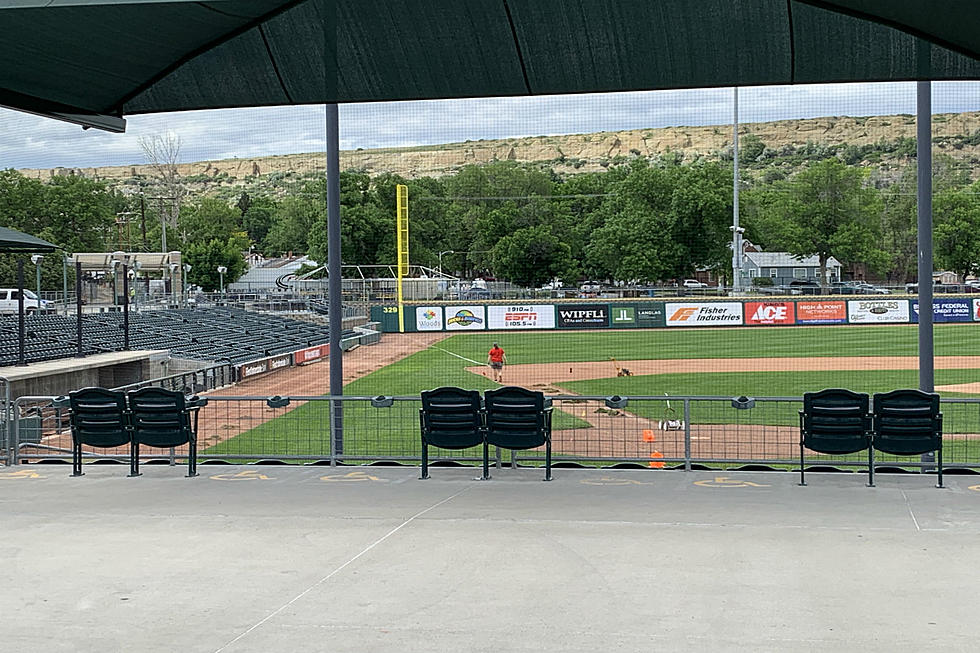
[3,81,980,171]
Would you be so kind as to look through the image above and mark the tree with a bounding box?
[587,161,731,282]
[184,232,248,291]
[492,225,573,287]
[934,182,980,280]
[139,132,186,240]
[752,158,885,286]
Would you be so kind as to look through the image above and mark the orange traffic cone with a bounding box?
[648,451,664,469]
[642,429,656,443]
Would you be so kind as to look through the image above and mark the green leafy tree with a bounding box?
[934,181,980,280]
[751,159,885,287]
[184,232,248,291]
[492,225,573,287]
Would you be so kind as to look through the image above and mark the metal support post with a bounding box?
[917,80,936,471]
[326,103,343,457]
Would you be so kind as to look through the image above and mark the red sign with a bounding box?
[745,302,796,325]
[296,344,328,364]
[796,301,847,324]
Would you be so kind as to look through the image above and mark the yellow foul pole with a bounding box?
[396,184,409,332]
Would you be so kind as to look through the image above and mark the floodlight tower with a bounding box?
[217,265,227,294]
[30,254,43,315]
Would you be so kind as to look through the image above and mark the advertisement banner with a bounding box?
[295,344,327,364]
[487,304,556,329]
[556,304,609,328]
[239,359,269,380]
[415,306,444,331]
[744,301,796,325]
[444,306,486,330]
[634,303,666,328]
[609,305,636,326]
[847,299,910,324]
[268,353,293,372]
[974,299,980,322]
[665,302,742,327]
[796,301,847,324]
[911,298,972,323]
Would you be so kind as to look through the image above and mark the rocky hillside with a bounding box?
[18,112,980,195]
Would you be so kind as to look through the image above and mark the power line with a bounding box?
[415,193,614,201]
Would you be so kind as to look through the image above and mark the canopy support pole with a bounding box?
[16,260,25,366]
[917,80,935,472]
[917,81,933,393]
[326,104,343,458]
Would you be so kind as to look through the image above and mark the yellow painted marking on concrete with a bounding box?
[0,469,45,479]
[694,476,770,488]
[968,484,980,492]
[210,470,273,481]
[320,471,388,483]
[580,477,652,486]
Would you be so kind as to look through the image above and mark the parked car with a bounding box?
[683,279,708,289]
[789,279,821,295]
[461,287,492,301]
[0,288,50,315]
[754,284,801,296]
[831,281,891,295]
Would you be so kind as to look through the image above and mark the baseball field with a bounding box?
[199,323,980,464]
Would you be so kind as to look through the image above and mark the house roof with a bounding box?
[745,252,842,268]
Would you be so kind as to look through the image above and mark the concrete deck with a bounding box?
[2,464,979,652]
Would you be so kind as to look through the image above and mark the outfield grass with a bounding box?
[432,323,980,365]
[204,324,980,461]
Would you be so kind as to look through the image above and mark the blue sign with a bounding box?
[910,298,973,323]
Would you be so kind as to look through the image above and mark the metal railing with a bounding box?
[110,361,237,395]
[9,394,980,472]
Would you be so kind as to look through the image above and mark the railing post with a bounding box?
[329,397,336,466]
[11,399,20,465]
[683,399,692,472]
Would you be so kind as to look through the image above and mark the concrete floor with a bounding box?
[2,463,979,652]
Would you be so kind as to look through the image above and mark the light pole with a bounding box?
[30,254,43,315]
[438,250,454,275]
[217,265,227,295]
[168,263,178,306]
[130,261,142,309]
[183,263,192,307]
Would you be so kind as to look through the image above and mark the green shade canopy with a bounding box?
[0,1,978,130]
[0,227,58,253]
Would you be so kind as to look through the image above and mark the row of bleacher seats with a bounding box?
[0,307,352,366]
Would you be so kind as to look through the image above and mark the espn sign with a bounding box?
[744,302,796,326]
[487,305,556,329]
[665,302,742,327]
[295,344,327,364]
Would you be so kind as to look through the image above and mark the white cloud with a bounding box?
[2,81,978,170]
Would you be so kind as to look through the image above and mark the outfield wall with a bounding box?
[370,298,980,333]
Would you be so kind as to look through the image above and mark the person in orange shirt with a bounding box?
[487,342,507,383]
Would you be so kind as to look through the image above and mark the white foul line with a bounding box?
[430,344,485,366]
[212,486,472,652]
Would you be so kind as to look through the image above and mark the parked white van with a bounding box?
[0,289,50,315]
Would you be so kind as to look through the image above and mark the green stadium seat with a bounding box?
[872,390,943,488]
[419,387,486,480]
[484,386,553,481]
[799,389,871,486]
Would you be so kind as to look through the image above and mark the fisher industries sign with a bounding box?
[665,302,743,327]
[487,304,556,329]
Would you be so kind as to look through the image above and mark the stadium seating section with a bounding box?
[0,307,347,366]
